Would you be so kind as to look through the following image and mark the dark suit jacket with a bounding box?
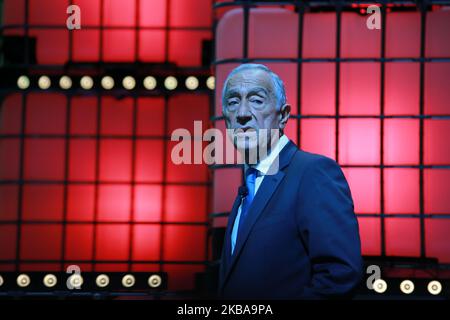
[218,140,363,299]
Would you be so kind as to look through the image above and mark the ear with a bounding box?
[278,104,291,129]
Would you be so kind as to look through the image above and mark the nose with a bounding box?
[236,101,252,125]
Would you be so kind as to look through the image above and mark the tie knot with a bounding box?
[246,167,258,178]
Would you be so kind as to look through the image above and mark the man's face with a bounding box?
[222,68,290,153]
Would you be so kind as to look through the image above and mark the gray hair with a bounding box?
[221,63,287,111]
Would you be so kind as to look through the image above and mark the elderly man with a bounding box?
[217,63,363,299]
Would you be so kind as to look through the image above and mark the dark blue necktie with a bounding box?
[237,167,258,237]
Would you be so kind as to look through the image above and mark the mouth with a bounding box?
[234,127,256,134]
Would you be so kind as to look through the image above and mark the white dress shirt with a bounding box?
[230,134,290,254]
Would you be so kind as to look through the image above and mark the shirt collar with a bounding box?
[245,134,290,176]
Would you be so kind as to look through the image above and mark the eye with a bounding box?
[250,98,263,105]
[227,99,239,107]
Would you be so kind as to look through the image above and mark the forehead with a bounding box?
[225,69,273,94]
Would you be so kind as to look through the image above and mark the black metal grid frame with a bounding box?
[210,0,450,269]
[0,0,216,293]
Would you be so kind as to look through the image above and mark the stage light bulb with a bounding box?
[428,280,442,295]
[148,274,162,288]
[143,76,157,90]
[43,274,57,288]
[17,75,30,89]
[373,279,387,293]
[101,76,114,90]
[122,274,135,288]
[17,274,31,287]
[0,275,3,287]
[38,75,51,90]
[185,76,199,90]
[400,280,414,294]
[164,76,177,90]
[96,274,110,288]
[59,76,72,89]
[80,76,94,90]
[206,76,215,90]
[122,76,136,90]
[68,274,83,288]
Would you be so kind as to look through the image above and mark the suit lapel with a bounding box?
[221,141,298,290]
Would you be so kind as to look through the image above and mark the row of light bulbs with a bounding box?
[373,278,443,295]
[0,273,162,289]
[17,75,216,91]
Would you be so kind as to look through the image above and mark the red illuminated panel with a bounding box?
[67,185,95,221]
[424,169,450,214]
[95,224,130,261]
[104,0,135,27]
[0,186,18,221]
[339,119,380,165]
[140,0,167,27]
[103,30,135,62]
[301,63,335,115]
[135,140,164,182]
[28,29,69,65]
[3,0,25,25]
[29,0,66,25]
[65,225,94,260]
[169,30,211,66]
[0,94,22,134]
[248,9,298,59]
[303,13,336,58]
[385,63,420,115]
[163,225,206,261]
[0,225,17,260]
[24,139,65,180]
[424,120,450,165]
[72,0,100,25]
[139,31,166,62]
[284,120,298,145]
[70,97,98,135]
[71,0,101,61]
[165,186,207,222]
[425,63,450,115]
[300,119,336,160]
[164,264,205,291]
[216,10,243,60]
[99,139,132,181]
[137,98,165,136]
[384,119,419,165]
[343,168,380,214]
[385,218,420,257]
[0,139,20,180]
[69,139,96,181]
[98,185,131,222]
[134,185,162,222]
[26,93,67,135]
[385,12,420,58]
[20,225,62,260]
[425,10,450,57]
[341,13,381,58]
[340,63,380,115]
[170,0,212,27]
[101,97,133,136]
[168,95,210,134]
[357,217,381,256]
[132,225,161,261]
[166,140,209,183]
[425,219,450,263]
[22,185,64,221]
[384,169,420,214]
[73,30,101,62]
[213,168,242,214]
[264,63,298,114]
